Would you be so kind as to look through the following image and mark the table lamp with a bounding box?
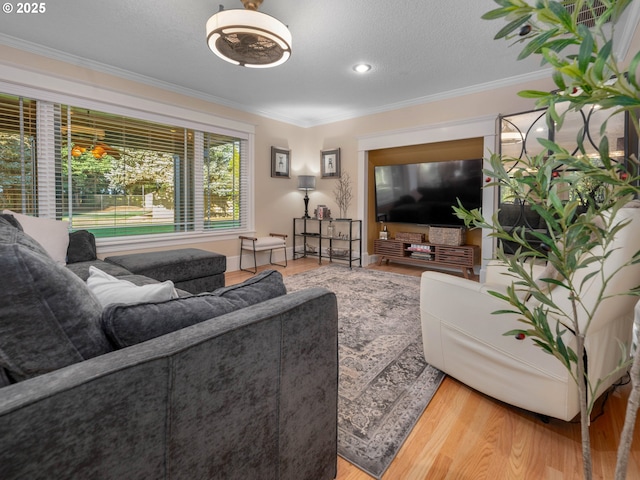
[297,175,316,218]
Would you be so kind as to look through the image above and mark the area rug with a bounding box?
[284,265,445,479]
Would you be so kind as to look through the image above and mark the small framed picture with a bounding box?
[271,147,290,178]
[321,148,340,178]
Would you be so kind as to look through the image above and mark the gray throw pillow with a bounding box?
[67,229,97,263]
[0,218,112,382]
[101,269,287,348]
[0,213,23,231]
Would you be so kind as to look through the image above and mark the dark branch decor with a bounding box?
[333,171,353,219]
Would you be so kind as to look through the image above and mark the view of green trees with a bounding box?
[203,140,241,225]
[1,130,241,235]
[0,132,35,213]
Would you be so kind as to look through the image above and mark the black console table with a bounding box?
[293,218,362,268]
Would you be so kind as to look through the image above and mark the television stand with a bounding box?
[374,239,479,279]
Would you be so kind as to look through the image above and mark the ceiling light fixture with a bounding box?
[206,0,292,68]
[353,63,371,73]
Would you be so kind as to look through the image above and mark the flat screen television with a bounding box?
[374,159,483,226]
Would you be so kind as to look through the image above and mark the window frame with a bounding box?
[0,80,255,253]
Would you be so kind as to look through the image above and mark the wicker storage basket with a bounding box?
[395,232,425,243]
[428,226,466,246]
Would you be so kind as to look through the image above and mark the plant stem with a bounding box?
[571,290,593,480]
[575,328,593,479]
[615,337,640,480]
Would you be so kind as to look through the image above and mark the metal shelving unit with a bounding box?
[293,218,362,268]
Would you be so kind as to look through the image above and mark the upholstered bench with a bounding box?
[105,248,226,294]
[239,233,287,273]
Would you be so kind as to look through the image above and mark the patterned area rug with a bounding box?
[284,265,445,479]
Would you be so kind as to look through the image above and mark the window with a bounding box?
[0,94,37,215]
[203,132,246,230]
[0,92,250,239]
[60,107,197,237]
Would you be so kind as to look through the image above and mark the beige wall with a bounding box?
[0,44,311,262]
[2,26,638,269]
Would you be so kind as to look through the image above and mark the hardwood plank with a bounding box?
[226,259,640,479]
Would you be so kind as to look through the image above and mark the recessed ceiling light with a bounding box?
[353,63,371,73]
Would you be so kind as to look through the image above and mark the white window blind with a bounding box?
[1,91,250,239]
[0,94,37,215]
[202,132,247,230]
[60,106,195,237]
[36,101,62,219]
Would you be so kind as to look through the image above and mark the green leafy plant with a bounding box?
[455,1,640,478]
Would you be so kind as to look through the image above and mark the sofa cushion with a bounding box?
[87,266,179,307]
[105,248,226,283]
[67,229,97,263]
[112,274,192,297]
[66,259,134,281]
[3,210,70,264]
[0,366,11,387]
[0,218,112,382]
[101,269,287,348]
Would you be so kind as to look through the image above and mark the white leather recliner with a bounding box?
[420,207,640,421]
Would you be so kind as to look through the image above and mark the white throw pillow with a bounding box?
[86,266,179,307]
[3,209,70,264]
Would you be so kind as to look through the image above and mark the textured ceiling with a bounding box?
[0,0,638,127]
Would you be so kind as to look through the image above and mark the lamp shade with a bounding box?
[206,7,292,68]
[298,175,316,190]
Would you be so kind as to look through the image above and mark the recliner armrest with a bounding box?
[485,259,546,288]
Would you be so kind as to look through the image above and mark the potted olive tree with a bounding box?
[456,1,640,479]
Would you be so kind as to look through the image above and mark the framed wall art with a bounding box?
[271,147,290,178]
[321,148,340,178]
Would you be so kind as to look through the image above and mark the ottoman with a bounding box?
[105,248,226,294]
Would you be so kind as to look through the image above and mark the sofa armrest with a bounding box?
[0,288,338,480]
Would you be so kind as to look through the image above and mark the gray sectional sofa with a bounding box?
[63,229,227,294]
[0,216,339,479]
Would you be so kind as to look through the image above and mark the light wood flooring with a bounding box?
[225,258,640,480]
